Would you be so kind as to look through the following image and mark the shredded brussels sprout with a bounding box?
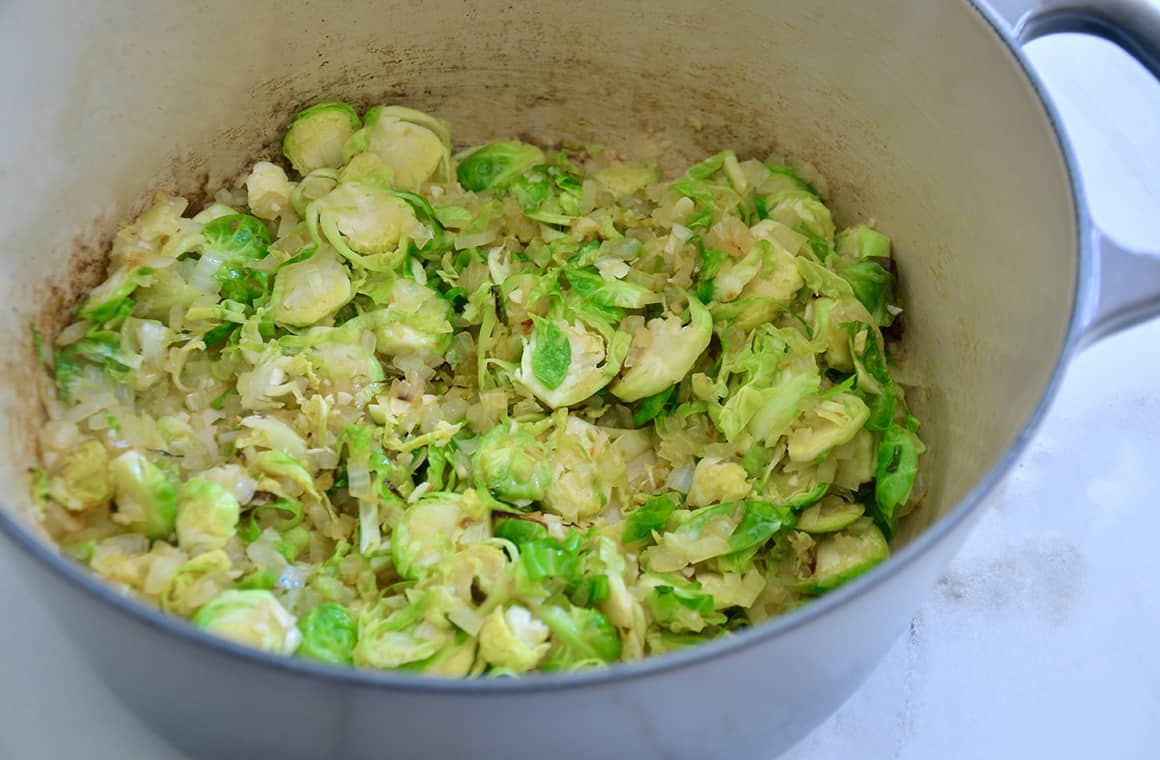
[33,102,924,675]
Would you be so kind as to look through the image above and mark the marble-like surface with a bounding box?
[2,30,1158,760]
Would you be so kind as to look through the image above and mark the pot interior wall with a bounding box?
[0,0,1075,549]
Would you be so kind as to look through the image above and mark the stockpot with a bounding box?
[0,1,1157,757]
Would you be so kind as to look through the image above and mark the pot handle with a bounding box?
[987,0,1160,345]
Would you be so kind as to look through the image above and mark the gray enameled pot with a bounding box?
[0,1,1157,757]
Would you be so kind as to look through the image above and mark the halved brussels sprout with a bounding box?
[538,603,622,668]
[763,190,835,243]
[193,589,302,654]
[175,477,240,554]
[201,213,272,265]
[47,440,112,512]
[354,598,454,669]
[343,105,451,190]
[807,297,875,371]
[832,429,876,491]
[309,181,421,264]
[109,451,177,540]
[785,392,870,463]
[407,630,478,677]
[283,102,362,175]
[563,268,657,310]
[456,141,544,192]
[271,245,353,327]
[611,295,712,403]
[516,317,627,409]
[478,604,551,672]
[798,517,889,593]
[874,420,926,539]
[392,495,473,580]
[645,500,792,573]
[836,224,891,261]
[643,575,726,633]
[296,602,359,665]
[78,265,151,324]
[697,570,766,609]
[245,161,296,221]
[795,496,865,534]
[594,162,660,199]
[471,426,553,505]
[355,278,453,359]
[710,325,821,445]
[541,418,613,523]
[686,457,750,508]
[620,494,678,546]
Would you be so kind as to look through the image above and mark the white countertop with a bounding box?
[2,30,1159,760]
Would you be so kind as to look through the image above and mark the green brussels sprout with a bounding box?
[797,517,889,594]
[175,477,240,553]
[563,268,657,310]
[538,603,622,668]
[763,190,835,243]
[342,105,451,190]
[807,297,875,372]
[245,161,296,221]
[757,162,816,195]
[697,570,767,609]
[873,419,925,539]
[836,224,891,261]
[796,256,855,300]
[621,494,677,546]
[832,428,876,491]
[535,603,626,668]
[78,265,151,323]
[796,496,865,534]
[738,220,806,304]
[611,295,712,403]
[201,213,272,263]
[717,373,819,445]
[161,549,233,616]
[839,260,897,327]
[47,440,112,512]
[593,162,659,199]
[109,451,177,540]
[308,341,386,395]
[645,501,793,573]
[309,181,421,265]
[354,278,453,359]
[270,245,353,327]
[354,597,454,669]
[296,602,359,665]
[471,426,552,505]
[198,214,273,303]
[644,575,725,633]
[478,604,551,672]
[710,324,821,445]
[402,630,478,677]
[493,518,548,547]
[252,451,320,501]
[193,589,302,654]
[541,419,612,523]
[785,392,870,463]
[516,317,628,409]
[686,457,751,508]
[392,495,470,581]
[456,141,545,192]
[283,102,362,175]
[711,241,771,303]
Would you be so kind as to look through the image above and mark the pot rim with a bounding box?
[0,0,1091,695]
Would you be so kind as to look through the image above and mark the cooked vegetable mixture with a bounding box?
[33,102,924,673]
